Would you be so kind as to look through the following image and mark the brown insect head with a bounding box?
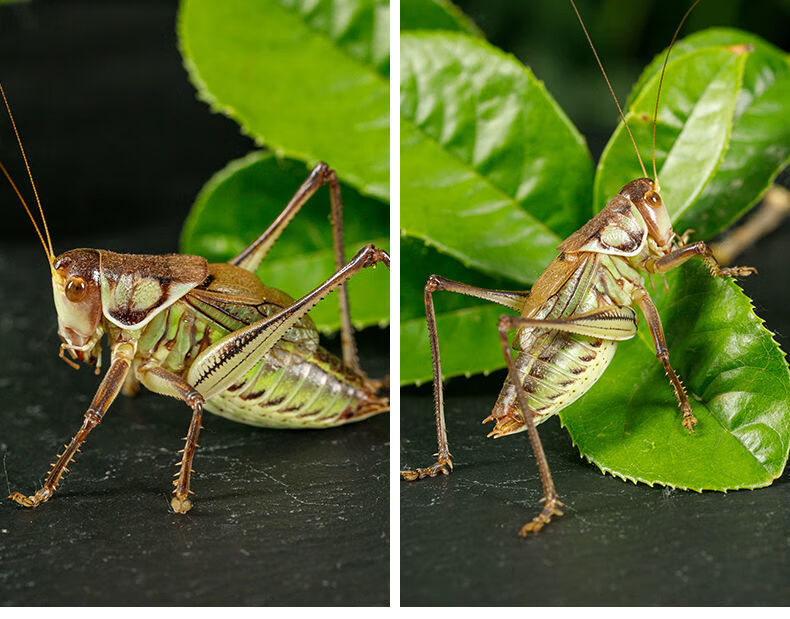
[52,249,103,357]
[619,177,673,251]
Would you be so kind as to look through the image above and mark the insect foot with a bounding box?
[681,404,698,433]
[171,495,193,515]
[8,487,53,508]
[518,497,564,537]
[400,459,453,481]
[720,265,758,278]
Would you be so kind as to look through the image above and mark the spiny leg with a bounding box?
[641,238,756,430]
[136,364,205,514]
[229,162,367,375]
[401,275,529,481]
[188,244,390,401]
[8,341,136,508]
[632,286,696,432]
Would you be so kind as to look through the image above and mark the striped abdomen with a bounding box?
[135,300,386,429]
[487,252,633,437]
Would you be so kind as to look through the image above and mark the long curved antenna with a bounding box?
[652,0,702,188]
[0,161,53,266]
[0,82,54,260]
[569,0,648,179]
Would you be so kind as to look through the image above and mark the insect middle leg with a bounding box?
[229,162,368,376]
[401,275,529,480]
[135,364,205,514]
[641,239,757,431]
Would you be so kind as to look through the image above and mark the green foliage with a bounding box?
[401,12,790,488]
[181,153,388,332]
[178,0,390,332]
[400,0,482,35]
[562,260,790,490]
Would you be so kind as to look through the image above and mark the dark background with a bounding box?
[401,0,790,606]
[0,0,389,606]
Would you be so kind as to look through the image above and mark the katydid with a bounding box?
[0,84,390,514]
[401,0,757,536]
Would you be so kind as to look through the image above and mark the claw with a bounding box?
[518,498,564,537]
[401,459,453,481]
[682,414,697,433]
[9,487,52,508]
[170,495,192,514]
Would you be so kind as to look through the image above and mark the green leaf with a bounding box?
[594,47,747,219]
[400,0,483,36]
[560,261,790,490]
[605,29,790,238]
[180,152,389,332]
[400,32,593,384]
[178,0,390,200]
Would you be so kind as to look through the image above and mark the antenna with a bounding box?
[652,0,702,188]
[569,0,648,179]
[0,82,54,263]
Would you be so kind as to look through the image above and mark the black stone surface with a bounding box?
[0,1,389,607]
[400,213,790,606]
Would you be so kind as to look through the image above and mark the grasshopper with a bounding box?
[1,85,390,514]
[401,0,758,536]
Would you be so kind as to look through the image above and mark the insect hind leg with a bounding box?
[230,163,370,377]
[496,314,564,537]
[401,275,530,481]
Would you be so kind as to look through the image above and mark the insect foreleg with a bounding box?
[632,287,697,432]
[401,276,530,481]
[229,162,364,374]
[646,240,757,279]
[188,244,390,400]
[135,364,205,514]
[8,340,137,508]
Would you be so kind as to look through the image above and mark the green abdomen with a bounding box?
[493,331,617,430]
[137,302,385,429]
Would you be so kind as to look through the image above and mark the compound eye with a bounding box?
[645,191,661,208]
[65,277,87,302]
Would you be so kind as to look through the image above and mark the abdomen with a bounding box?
[136,302,387,429]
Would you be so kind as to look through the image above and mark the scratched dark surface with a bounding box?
[0,1,389,607]
[400,210,790,606]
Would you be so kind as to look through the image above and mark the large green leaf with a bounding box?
[180,152,389,332]
[560,261,790,490]
[597,29,790,241]
[400,32,593,383]
[178,0,390,200]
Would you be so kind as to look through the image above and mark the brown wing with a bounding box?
[521,251,598,319]
[183,262,319,350]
